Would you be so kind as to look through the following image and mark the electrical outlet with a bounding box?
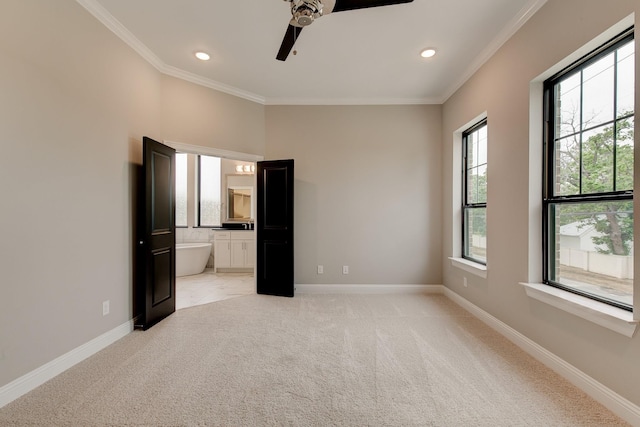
[103,300,110,316]
[463,277,468,287]
[317,265,324,274]
[342,265,349,275]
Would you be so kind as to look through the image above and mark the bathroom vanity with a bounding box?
[213,230,255,272]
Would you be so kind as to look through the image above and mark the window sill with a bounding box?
[449,257,487,278]
[520,282,638,338]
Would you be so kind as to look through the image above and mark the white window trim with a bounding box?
[524,15,638,329]
[452,112,488,275]
[520,283,638,337]
[449,257,487,278]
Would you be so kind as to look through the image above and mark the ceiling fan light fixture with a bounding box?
[420,48,436,58]
[195,51,211,61]
[294,9,315,26]
[291,0,323,27]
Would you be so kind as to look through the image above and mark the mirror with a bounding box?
[226,173,254,221]
[228,187,253,220]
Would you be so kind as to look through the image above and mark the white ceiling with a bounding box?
[78,0,546,105]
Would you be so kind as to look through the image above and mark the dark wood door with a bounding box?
[256,159,294,297]
[137,137,176,329]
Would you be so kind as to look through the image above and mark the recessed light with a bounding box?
[195,51,210,61]
[420,48,436,58]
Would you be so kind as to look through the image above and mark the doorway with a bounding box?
[166,140,263,309]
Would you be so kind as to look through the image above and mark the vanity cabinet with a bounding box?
[213,232,231,271]
[214,231,254,272]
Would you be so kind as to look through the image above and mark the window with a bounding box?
[198,155,222,227]
[175,153,188,227]
[462,119,488,264]
[543,28,634,310]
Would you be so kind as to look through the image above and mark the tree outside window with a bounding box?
[545,30,634,309]
[463,120,488,264]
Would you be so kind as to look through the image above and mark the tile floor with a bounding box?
[176,268,255,310]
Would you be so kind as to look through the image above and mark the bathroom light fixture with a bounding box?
[235,164,255,174]
[420,48,436,58]
[195,51,210,61]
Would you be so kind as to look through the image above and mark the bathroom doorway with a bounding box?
[166,140,262,310]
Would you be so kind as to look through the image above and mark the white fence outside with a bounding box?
[560,248,634,279]
[471,235,487,249]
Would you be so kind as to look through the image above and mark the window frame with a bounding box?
[197,154,222,228]
[542,27,634,312]
[462,118,488,265]
[175,152,189,228]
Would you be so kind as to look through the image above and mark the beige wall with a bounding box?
[0,0,160,387]
[441,0,640,405]
[2,0,639,414]
[0,0,264,388]
[160,75,265,155]
[266,105,442,285]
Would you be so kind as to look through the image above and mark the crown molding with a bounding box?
[162,65,266,104]
[75,0,266,105]
[440,0,548,103]
[78,0,548,107]
[75,0,450,106]
[264,97,441,106]
[75,0,165,70]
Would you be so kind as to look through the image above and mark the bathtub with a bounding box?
[176,242,212,277]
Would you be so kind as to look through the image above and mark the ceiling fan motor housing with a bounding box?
[278,0,414,61]
[290,0,323,26]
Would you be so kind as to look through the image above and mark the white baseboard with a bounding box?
[443,288,640,426]
[295,284,444,294]
[0,320,133,409]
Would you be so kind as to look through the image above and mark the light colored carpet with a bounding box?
[0,293,628,426]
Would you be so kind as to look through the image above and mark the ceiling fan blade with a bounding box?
[332,0,413,13]
[276,24,304,61]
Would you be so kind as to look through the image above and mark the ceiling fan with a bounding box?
[277,0,414,61]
